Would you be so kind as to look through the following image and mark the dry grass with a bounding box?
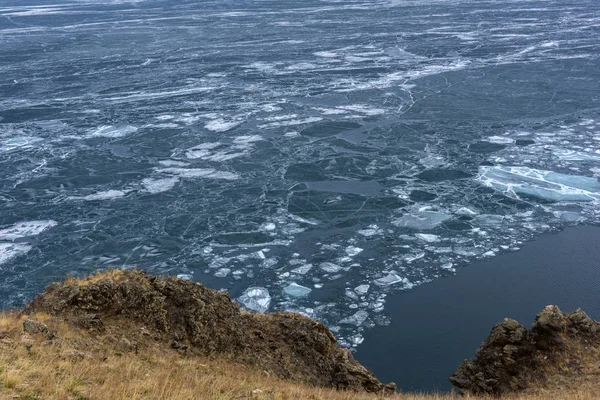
[0,312,599,400]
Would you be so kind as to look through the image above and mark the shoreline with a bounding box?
[355,225,600,392]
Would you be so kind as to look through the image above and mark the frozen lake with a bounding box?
[1,0,599,348]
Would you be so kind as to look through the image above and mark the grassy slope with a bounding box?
[1,312,599,400]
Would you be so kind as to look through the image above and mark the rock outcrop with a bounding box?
[449,305,600,396]
[25,269,395,394]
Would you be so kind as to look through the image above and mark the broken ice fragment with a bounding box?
[319,262,342,273]
[415,233,439,243]
[176,274,193,280]
[440,263,454,270]
[291,264,312,275]
[345,289,359,301]
[392,211,451,230]
[478,166,600,202]
[282,283,312,298]
[237,287,271,313]
[345,246,363,257]
[338,310,369,326]
[374,273,404,286]
[455,207,478,216]
[354,284,370,295]
[214,268,231,277]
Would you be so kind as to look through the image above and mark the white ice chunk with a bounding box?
[142,177,179,194]
[392,211,451,230]
[345,289,359,300]
[478,166,600,202]
[338,310,369,326]
[215,268,231,277]
[0,242,32,265]
[233,135,263,144]
[476,214,505,226]
[237,287,271,313]
[204,118,240,132]
[0,220,57,240]
[550,148,600,162]
[78,190,128,201]
[354,284,370,295]
[282,283,312,298]
[345,246,363,257]
[358,225,383,237]
[155,167,239,180]
[176,274,193,280]
[351,334,364,346]
[553,211,582,222]
[486,136,514,144]
[291,264,312,275]
[89,125,137,138]
[455,207,478,216]
[415,233,440,243]
[261,223,277,231]
[320,262,342,273]
[374,273,404,286]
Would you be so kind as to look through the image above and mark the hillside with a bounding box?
[0,270,599,399]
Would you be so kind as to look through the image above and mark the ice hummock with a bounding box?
[282,282,312,298]
[478,166,600,202]
[237,287,271,313]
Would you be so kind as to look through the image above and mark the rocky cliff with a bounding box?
[450,305,600,396]
[24,269,395,395]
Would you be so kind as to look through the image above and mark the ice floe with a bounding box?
[392,211,451,230]
[237,287,271,313]
[320,262,342,273]
[373,273,404,286]
[478,166,600,202]
[338,310,369,326]
[282,283,312,298]
[354,284,370,295]
[291,264,312,275]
